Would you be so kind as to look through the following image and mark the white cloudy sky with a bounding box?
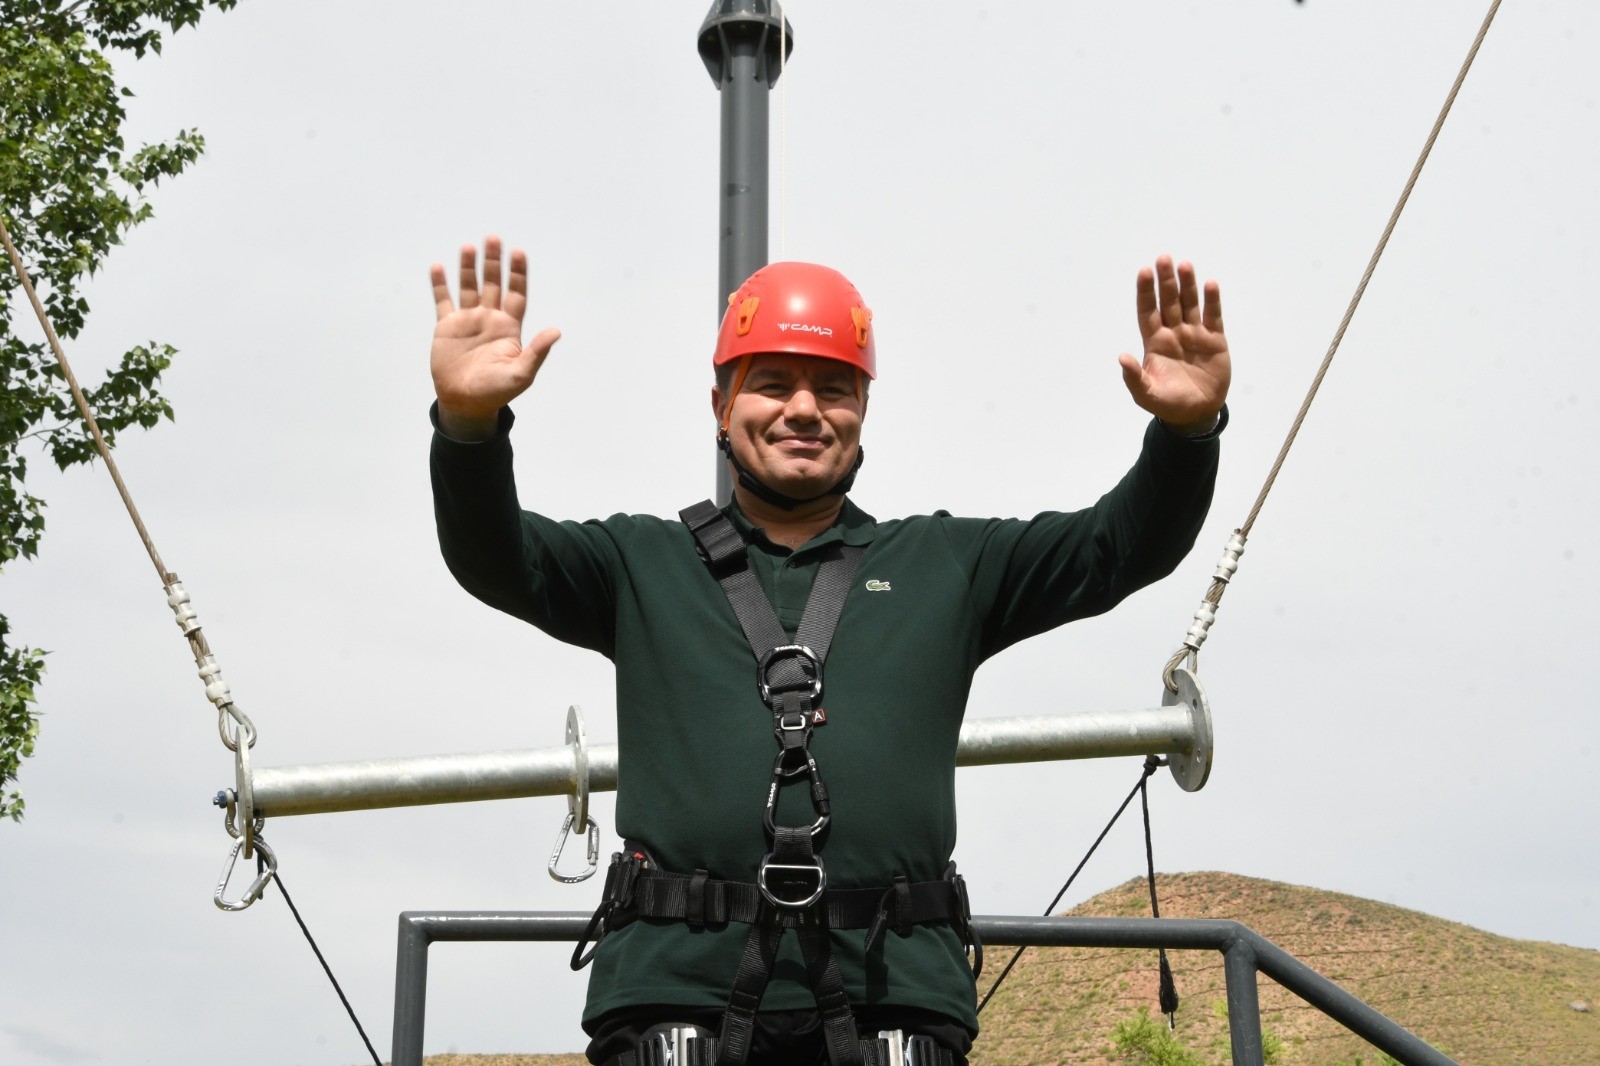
[3,1,1596,1063]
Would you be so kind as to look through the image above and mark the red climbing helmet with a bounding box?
[713,261,877,379]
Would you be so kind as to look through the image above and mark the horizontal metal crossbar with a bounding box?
[392,912,1456,1066]
[251,689,1213,818]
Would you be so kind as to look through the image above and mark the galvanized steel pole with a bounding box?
[248,690,1212,819]
[698,0,791,503]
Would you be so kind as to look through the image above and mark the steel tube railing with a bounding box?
[391,913,1457,1066]
[1223,936,1265,1066]
[251,700,1208,818]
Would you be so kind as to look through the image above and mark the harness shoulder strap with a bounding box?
[679,499,864,669]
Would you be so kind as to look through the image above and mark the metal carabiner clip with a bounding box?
[763,749,831,837]
[214,835,277,912]
[548,705,600,883]
[548,810,601,884]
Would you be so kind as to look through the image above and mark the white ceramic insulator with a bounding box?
[1184,600,1219,651]
[165,582,201,635]
[1211,533,1247,585]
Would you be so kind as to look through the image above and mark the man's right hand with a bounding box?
[430,236,561,441]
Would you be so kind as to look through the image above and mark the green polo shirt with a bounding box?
[431,408,1221,1033]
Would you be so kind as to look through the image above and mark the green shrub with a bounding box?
[1110,1007,1206,1066]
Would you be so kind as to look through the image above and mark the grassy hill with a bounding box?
[972,872,1598,1064]
[417,872,1599,1065]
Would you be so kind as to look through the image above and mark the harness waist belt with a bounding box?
[574,850,982,976]
[613,858,968,934]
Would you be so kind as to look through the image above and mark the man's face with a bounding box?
[712,354,867,500]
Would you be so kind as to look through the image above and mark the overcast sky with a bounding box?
[3,1,1596,1063]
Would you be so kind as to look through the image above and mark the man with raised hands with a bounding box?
[428,237,1229,1066]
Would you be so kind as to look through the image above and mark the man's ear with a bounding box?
[710,386,726,424]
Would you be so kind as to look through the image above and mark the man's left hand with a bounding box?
[1118,255,1231,433]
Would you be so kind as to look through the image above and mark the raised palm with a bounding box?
[1118,256,1231,430]
[430,236,560,433]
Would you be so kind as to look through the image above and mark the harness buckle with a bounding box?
[757,853,828,910]
[757,643,823,705]
[644,1025,705,1065]
[877,1030,908,1066]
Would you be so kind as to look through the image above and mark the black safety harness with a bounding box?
[573,500,980,1066]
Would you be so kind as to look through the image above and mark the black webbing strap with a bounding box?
[681,500,791,668]
[678,500,869,1066]
[718,905,787,1066]
[679,499,863,701]
[720,829,862,1066]
[796,905,867,1066]
[612,856,970,933]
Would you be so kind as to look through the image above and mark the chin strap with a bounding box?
[717,433,865,511]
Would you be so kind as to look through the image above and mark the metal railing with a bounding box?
[390,911,1456,1066]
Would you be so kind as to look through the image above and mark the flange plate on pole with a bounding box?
[1162,666,1213,792]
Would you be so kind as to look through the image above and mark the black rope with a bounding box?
[976,757,1161,1015]
[257,846,384,1066]
[1140,769,1181,1027]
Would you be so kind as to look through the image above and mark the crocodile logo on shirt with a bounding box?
[864,579,892,592]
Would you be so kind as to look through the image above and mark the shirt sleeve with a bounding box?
[429,403,621,657]
[945,411,1224,659]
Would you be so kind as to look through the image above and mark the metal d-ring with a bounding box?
[547,706,599,883]
[1162,666,1214,792]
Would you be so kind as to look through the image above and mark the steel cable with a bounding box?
[265,860,384,1066]
[1164,0,1503,689]
[0,216,169,583]
[976,757,1161,1015]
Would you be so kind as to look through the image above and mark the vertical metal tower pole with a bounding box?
[697,0,792,503]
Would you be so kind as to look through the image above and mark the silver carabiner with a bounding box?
[548,810,601,883]
[546,705,600,883]
[214,835,276,912]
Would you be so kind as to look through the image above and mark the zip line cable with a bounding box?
[0,219,169,585]
[3,218,380,1055]
[0,215,257,752]
[1163,0,1503,690]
